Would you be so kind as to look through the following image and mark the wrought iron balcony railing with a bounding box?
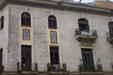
[47,63,67,72]
[75,28,98,42]
[79,64,103,72]
[17,62,38,72]
[80,41,93,48]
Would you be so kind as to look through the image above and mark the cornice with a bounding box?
[1,0,113,15]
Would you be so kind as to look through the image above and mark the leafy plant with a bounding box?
[47,63,61,72]
[62,63,67,72]
[96,59,103,71]
[79,64,84,71]
[79,59,84,71]
[48,65,55,71]
[47,63,55,71]
[97,64,103,71]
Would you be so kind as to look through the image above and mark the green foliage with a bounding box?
[79,64,84,71]
[97,64,103,71]
[48,65,55,71]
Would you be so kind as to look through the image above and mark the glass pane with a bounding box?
[21,13,31,26]
[50,31,58,44]
[22,29,30,40]
[48,15,57,29]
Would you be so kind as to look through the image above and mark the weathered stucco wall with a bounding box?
[7,3,113,72]
[0,5,9,71]
[7,5,22,71]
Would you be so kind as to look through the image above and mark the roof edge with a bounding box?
[0,0,8,10]
[1,0,113,15]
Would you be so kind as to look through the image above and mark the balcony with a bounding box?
[106,32,113,44]
[75,28,98,42]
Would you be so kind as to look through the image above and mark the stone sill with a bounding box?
[1,71,113,75]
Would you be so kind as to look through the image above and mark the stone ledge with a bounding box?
[0,72,113,75]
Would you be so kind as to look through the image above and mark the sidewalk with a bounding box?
[0,72,113,75]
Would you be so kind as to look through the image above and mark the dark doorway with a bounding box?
[50,47,59,65]
[0,48,3,72]
[0,49,3,66]
[81,48,95,71]
[21,45,32,71]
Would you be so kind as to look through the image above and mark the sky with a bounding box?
[74,0,113,3]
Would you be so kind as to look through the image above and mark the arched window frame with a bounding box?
[0,16,4,30]
[108,22,113,37]
[21,12,31,27]
[48,15,60,66]
[48,15,57,29]
[78,18,90,32]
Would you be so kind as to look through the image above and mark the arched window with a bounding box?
[78,18,89,32]
[108,22,113,37]
[21,12,31,26]
[48,15,57,29]
[0,16,4,29]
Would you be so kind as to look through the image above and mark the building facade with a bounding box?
[0,0,113,72]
